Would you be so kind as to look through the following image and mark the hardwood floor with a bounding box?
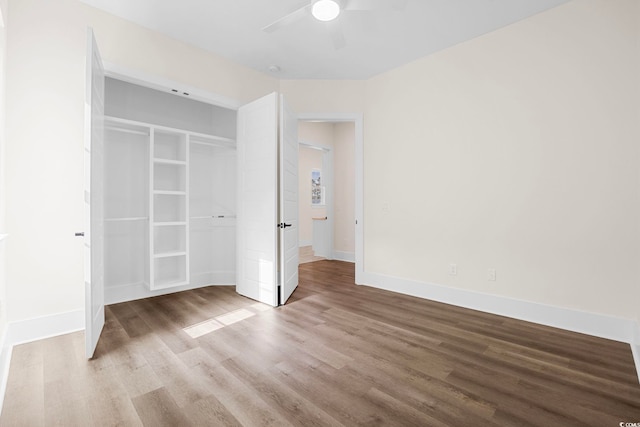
[2,260,639,426]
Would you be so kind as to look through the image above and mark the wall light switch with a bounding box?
[382,202,391,212]
[488,268,496,281]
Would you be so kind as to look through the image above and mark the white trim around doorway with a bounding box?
[297,113,363,283]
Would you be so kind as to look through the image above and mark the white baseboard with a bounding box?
[299,240,312,247]
[0,310,83,414]
[332,250,355,263]
[632,321,640,384]
[361,271,640,381]
[6,309,84,347]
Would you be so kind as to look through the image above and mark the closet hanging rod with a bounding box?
[105,217,149,222]
[190,215,237,219]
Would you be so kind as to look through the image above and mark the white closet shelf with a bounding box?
[105,115,234,146]
[153,190,186,196]
[190,133,235,147]
[154,251,187,259]
[153,221,187,227]
[105,116,150,135]
[154,158,186,166]
[105,126,149,137]
[105,217,149,222]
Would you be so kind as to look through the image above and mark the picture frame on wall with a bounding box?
[311,169,325,206]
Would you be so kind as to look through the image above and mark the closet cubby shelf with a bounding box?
[153,190,186,196]
[154,158,186,166]
[153,221,187,227]
[190,133,235,147]
[154,251,187,259]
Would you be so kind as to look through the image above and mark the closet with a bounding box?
[85,30,299,358]
[102,78,237,304]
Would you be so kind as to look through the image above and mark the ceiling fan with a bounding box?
[262,0,407,50]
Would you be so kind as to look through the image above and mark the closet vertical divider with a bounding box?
[150,129,189,290]
[149,127,155,288]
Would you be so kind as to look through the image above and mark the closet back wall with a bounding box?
[105,78,236,138]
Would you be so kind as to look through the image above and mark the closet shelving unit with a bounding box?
[103,114,236,296]
[151,128,189,290]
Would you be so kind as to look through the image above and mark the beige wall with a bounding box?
[280,80,365,114]
[363,0,640,319]
[0,0,8,337]
[333,122,355,254]
[4,0,278,322]
[636,2,640,331]
[636,5,640,330]
[3,0,639,334]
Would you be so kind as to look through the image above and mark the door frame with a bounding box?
[297,113,364,285]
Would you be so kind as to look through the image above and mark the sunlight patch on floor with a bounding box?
[183,318,225,338]
[183,305,270,338]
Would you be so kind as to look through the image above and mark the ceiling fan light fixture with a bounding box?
[312,0,341,22]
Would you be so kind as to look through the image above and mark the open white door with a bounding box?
[236,93,279,306]
[279,95,299,304]
[84,28,105,358]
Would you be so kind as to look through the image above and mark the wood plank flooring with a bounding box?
[2,260,639,426]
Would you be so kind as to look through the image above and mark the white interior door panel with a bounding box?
[84,28,105,359]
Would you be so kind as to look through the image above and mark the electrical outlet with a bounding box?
[488,268,496,281]
[449,263,457,276]
[382,202,391,212]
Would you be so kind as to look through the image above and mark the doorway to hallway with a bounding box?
[298,120,356,265]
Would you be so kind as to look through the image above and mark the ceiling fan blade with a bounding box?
[343,0,407,11]
[327,20,346,50]
[263,3,312,33]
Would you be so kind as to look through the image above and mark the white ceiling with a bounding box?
[79,0,569,80]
